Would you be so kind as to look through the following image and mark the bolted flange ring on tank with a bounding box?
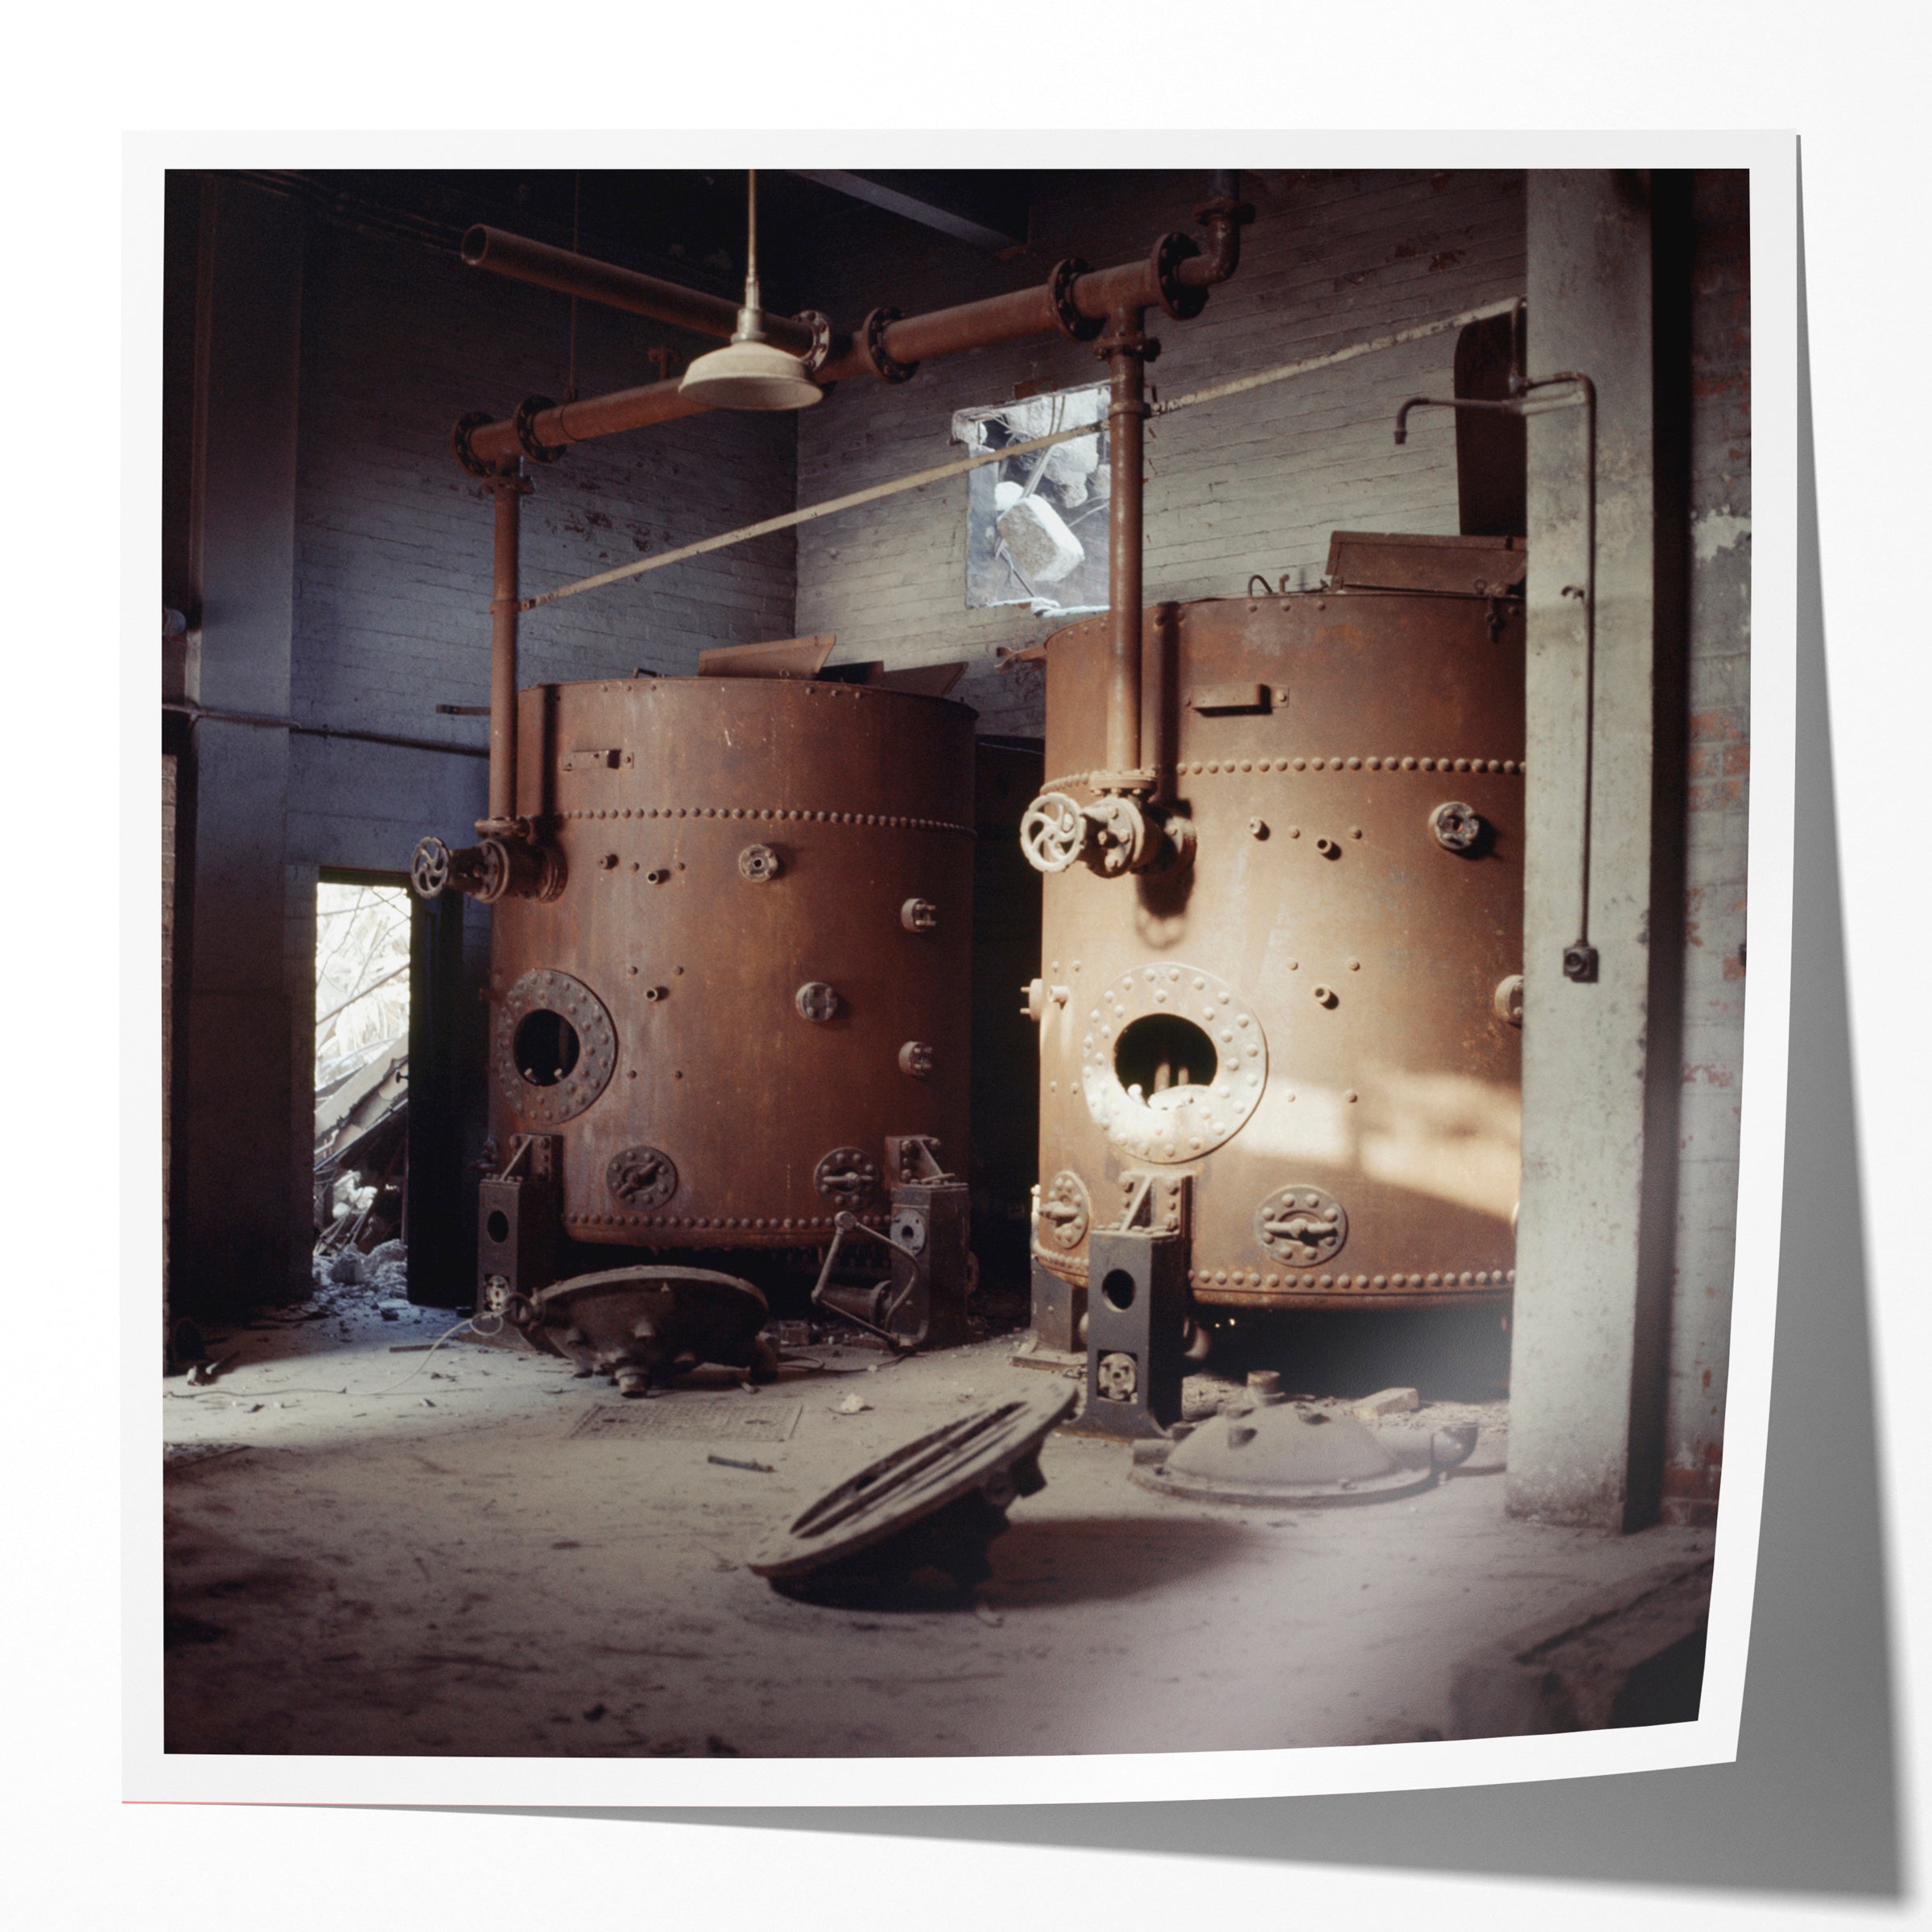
[1080,962,1268,1165]
[607,1145,678,1211]
[815,1147,879,1203]
[1253,1184,1349,1266]
[493,968,618,1126]
[1038,1170,1092,1251]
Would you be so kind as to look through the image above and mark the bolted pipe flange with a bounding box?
[901,897,939,932]
[860,307,919,383]
[468,838,513,904]
[513,395,565,464]
[1046,258,1103,342]
[1150,230,1208,320]
[450,411,500,478]
[1096,322,1160,366]
[1082,795,1151,877]
[791,309,834,378]
[898,1040,934,1079]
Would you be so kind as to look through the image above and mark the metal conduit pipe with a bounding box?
[452,175,1249,887]
[461,225,819,356]
[461,376,708,472]
[455,180,1252,468]
[484,473,528,832]
[1104,310,1150,780]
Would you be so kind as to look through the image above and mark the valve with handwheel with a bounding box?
[1018,789,1195,879]
[409,832,565,904]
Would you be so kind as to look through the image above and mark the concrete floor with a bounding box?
[162,1278,1711,1757]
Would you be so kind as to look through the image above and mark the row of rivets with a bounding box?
[557,805,972,833]
[1191,1265,1517,1290]
[565,1212,887,1231]
[1043,757,1522,791]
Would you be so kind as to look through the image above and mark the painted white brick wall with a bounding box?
[795,170,1525,734]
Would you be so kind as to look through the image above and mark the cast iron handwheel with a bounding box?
[410,836,452,900]
[1019,792,1087,873]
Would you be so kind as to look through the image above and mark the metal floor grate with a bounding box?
[568,1397,803,1443]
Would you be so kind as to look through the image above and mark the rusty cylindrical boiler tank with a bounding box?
[1024,569,1525,1343]
[476,671,976,1317]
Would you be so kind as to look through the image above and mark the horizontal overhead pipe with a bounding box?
[462,376,711,471]
[458,183,1249,834]
[461,225,818,355]
[456,186,1252,464]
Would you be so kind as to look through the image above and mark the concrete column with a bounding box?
[172,178,306,1316]
[1509,172,1679,1529]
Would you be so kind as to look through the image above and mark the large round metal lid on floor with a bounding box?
[1133,1376,1439,1507]
[514,1265,772,1393]
[750,1385,1077,1600]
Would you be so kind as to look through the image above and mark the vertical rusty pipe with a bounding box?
[485,474,523,830]
[1104,312,1148,778]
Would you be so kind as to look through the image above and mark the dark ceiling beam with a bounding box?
[791,171,1031,251]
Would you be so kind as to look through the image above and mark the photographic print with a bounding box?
[141,140,1790,1800]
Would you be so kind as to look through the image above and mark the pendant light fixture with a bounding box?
[679,169,824,412]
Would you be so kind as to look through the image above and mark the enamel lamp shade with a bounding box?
[679,170,823,412]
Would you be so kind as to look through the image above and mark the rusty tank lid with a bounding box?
[749,1385,1075,1600]
[1130,1371,1440,1507]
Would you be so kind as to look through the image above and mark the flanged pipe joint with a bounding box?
[1018,790,1195,879]
[410,832,565,905]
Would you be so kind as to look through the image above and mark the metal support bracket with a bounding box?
[1074,1172,1192,1439]
[476,1133,561,1312]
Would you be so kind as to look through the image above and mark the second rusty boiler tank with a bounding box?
[485,671,976,1254]
[1025,538,1525,1321]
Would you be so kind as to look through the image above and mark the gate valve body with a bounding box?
[411,832,564,904]
[1018,791,1194,880]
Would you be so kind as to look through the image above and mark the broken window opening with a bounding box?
[313,876,412,1283]
[953,382,1110,615]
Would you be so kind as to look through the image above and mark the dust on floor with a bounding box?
[161,1286,1709,1757]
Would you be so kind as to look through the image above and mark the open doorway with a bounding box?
[312,873,411,1296]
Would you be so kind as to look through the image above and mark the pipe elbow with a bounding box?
[1178,196,1254,287]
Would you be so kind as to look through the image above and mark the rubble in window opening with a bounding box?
[313,881,412,1292]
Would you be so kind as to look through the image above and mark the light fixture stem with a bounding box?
[737,168,764,340]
